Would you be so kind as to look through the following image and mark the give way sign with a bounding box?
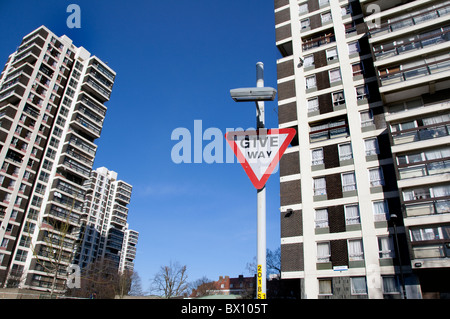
[225,128,296,189]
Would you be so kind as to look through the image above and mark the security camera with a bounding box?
[230,87,277,102]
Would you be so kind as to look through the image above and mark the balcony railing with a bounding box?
[302,33,336,51]
[412,243,450,259]
[373,27,450,60]
[405,198,450,217]
[398,158,450,180]
[379,56,450,87]
[369,2,450,37]
[310,120,349,143]
[68,136,96,155]
[391,121,450,145]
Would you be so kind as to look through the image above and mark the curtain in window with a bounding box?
[317,242,330,262]
[314,178,326,195]
[332,91,345,105]
[378,237,395,258]
[423,114,450,125]
[339,143,352,160]
[315,209,328,228]
[356,85,368,99]
[364,138,379,155]
[383,276,399,293]
[306,76,316,89]
[432,185,450,197]
[351,277,367,294]
[345,205,360,224]
[348,41,360,54]
[308,98,319,112]
[326,48,338,60]
[348,240,364,260]
[304,55,314,67]
[342,173,356,191]
[373,200,389,221]
[329,69,341,82]
[360,110,374,127]
[319,280,332,295]
[369,168,384,186]
[311,148,324,165]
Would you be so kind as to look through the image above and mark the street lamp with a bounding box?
[390,213,407,299]
[230,62,277,299]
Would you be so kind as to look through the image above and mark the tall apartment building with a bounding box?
[76,167,136,273]
[275,0,450,299]
[120,228,139,273]
[0,26,115,292]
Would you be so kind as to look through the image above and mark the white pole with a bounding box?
[256,62,266,299]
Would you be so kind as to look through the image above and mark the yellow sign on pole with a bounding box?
[257,264,266,299]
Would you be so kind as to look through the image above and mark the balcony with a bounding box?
[302,33,336,52]
[405,198,450,218]
[391,121,450,146]
[378,54,450,91]
[78,95,106,117]
[66,134,97,156]
[373,26,450,62]
[71,113,102,138]
[59,157,91,179]
[309,118,349,143]
[82,76,111,102]
[369,2,450,40]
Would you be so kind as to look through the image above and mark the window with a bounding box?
[369,167,384,187]
[348,41,360,54]
[410,225,450,241]
[338,143,352,161]
[15,249,28,262]
[352,62,364,76]
[319,0,329,6]
[342,172,356,191]
[321,11,332,24]
[317,242,331,262]
[301,18,310,29]
[1,238,9,248]
[314,177,327,196]
[348,239,364,261]
[307,97,319,113]
[373,200,389,221]
[304,55,314,68]
[382,276,400,294]
[315,209,328,228]
[299,3,308,15]
[360,110,374,127]
[364,138,379,156]
[319,279,332,295]
[306,75,317,89]
[332,91,345,106]
[341,4,352,16]
[311,148,324,165]
[356,85,369,100]
[351,277,367,295]
[345,204,360,225]
[378,236,395,259]
[326,47,338,61]
[329,68,342,83]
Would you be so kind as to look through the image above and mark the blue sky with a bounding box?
[0,0,283,290]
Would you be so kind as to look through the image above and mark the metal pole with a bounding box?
[391,215,407,299]
[256,62,266,299]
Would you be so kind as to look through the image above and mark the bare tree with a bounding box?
[246,247,281,277]
[150,261,189,298]
[128,271,144,296]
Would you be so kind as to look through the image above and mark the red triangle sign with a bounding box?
[225,128,296,189]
